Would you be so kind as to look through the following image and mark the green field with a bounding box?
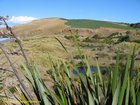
[66,19,134,29]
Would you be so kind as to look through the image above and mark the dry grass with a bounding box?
[12,18,68,37]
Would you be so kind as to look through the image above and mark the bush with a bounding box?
[118,35,130,42]
[126,31,131,35]
[83,37,93,42]
[92,34,99,38]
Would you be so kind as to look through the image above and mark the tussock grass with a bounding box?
[16,46,140,105]
[10,34,140,105]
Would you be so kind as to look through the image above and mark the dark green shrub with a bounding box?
[118,35,130,42]
[126,31,131,35]
[92,34,99,38]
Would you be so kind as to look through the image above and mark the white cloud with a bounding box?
[9,16,38,24]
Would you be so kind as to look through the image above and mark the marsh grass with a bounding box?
[15,34,140,105]
[17,46,140,105]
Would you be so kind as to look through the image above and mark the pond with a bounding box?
[0,38,11,43]
[72,66,107,75]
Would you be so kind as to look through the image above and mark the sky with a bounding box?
[0,0,140,25]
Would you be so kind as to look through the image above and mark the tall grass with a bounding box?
[18,46,140,105]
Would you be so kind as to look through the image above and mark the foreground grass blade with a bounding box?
[22,64,35,87]
[85,56,95,87]
[55,37,68,53]
[136,91,140,105]
[96,59,103,86]
[33,66,52,105]
[131,80,136,105]
[125,75,130,105]
[22,64,52,105]
[112,52,120,96]
[88,89,95,105]
[112,79,121,105]
[96,59,105,97]
[130,45,136,76]
[118,50,132,105]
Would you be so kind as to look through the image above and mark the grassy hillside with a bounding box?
[12,18,68,37]
[66,19,133,29]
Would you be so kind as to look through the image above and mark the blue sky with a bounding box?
[0,0,140,24]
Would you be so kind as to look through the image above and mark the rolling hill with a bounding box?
[11,18,137,38]
[65,19,133,29]
[12,18,68,37]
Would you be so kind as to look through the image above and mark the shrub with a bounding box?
[118,35,130,42]
[92,34,99,38]
[126,31,131,35]
[83,37,93,42]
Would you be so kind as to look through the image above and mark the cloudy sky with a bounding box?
[0,0,140,25]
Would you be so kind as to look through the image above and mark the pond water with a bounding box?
[0,38,11,43]
[72,66,107,75]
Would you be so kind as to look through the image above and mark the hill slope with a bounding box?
[10,18,138,38]
[12,18,68,37]
[66,19,133,29]
[9,18,137,37]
